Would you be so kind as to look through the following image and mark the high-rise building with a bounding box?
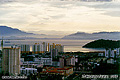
[2,46,20,75]
[32,43,41,54]
[110,49,114,58]
[50,45,53,57]
[48,43,50,52]
[55,44,64,53]
[59,57,64,68]
[105,48,116,58]
[42,42,47,52]
[50,45,53,52]
[1,37,3,50]
[50,43,64,58]
[51,48,58,58]
[32,43,45,53]
[50,43,64,53]
[21,45,30,53]
[105,49,110,58]
[53,43,55,49]
[116,48,120,58]
[40,44,43,52]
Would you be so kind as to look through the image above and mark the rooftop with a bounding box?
[21,68,37,70]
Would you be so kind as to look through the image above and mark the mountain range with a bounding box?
[62,32,120,40]
[0,26,63,39]
[0,26,34,36]
[0,26,120,40]
[0,26,45,39]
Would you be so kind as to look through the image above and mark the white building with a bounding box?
[42,42,47,52]
[21,61,43,68]
[41,58,52,66]
[50,43,64,53]
[32,43,43,53]
[21,58,24,62]
[40,44,43,52]
[2,46,20,75]
[105,48,120,58]
[105,49,110,58]
[98,53,104,57]
[55,44,64,52]
[116,48,120,58]
[107,58,114,64]
[20,68,37,76]
[66,56,75,66]
[59,57,64,68]
[21,45,30,53]
[21,57,43,68]
[110,49,114,58]
[51,49,58,58]
[21,57,52,68]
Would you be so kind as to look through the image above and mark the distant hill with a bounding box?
[83,39,120,48]
[0,26,34,36]
[62,32,120,40]
[0,26,62,39]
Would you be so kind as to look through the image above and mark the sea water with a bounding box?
[1,39,105,52]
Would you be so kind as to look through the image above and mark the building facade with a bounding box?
[2,47,20,75]
[21,44,30,53]
[42,42,47,52]
[20,68,37,76]
[105,48,120,58]
[66,56,75,66]
[59,57,65,68]
[32,43,43,54]
[41,58,52,66]
[116,48,120,58]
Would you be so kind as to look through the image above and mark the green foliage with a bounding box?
[83,39,120,48]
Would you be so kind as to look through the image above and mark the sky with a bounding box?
[0,0,120,36]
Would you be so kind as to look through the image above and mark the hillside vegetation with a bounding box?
[83,39,120,48]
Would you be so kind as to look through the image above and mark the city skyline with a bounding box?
[0,0,120,35]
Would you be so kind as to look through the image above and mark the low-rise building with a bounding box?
[52,61,60,67]
[41,67,73,76]
[66,56,75,66]
[20,68,37,76]
[41,58,52,66]
[59,57,65,68]
[105,48,120,58]
[107,58,114,64]
[21,61,43,68]
[98,53,104,57]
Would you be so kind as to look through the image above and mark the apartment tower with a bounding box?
[2,46,20,75]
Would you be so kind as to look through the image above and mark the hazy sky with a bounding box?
[0,0,120,35]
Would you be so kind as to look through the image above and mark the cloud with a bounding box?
[75,1,120,17]
[50,14,66,19]
[0,0,120,33]
[104,11,120,17]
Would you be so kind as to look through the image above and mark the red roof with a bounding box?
[56,68,69,70]
[43,67,73,71]
[42,71,64,73]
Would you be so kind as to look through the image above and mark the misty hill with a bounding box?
[0,26,34,36]
[62,32,120,40]
[0,26,61,39]
[83,39,120,48]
